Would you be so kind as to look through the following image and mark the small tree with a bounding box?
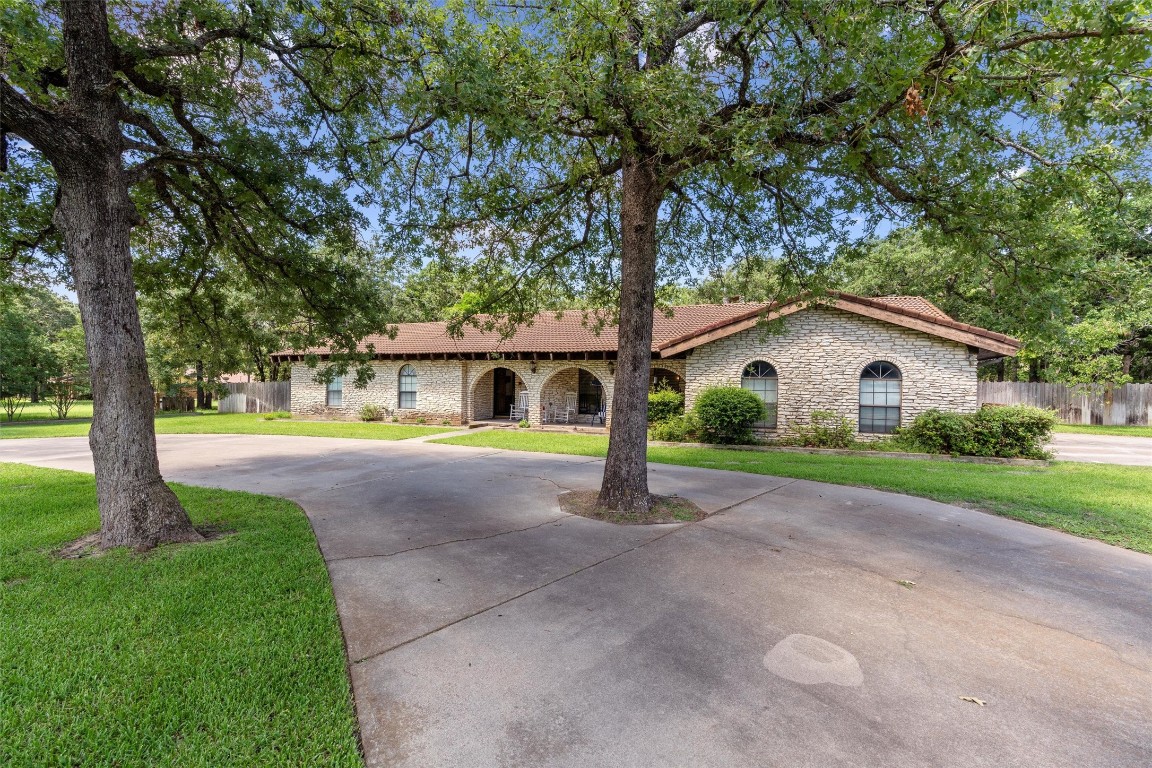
[45,326,90,420]
[0,303,51,420]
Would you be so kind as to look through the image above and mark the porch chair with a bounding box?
[510,390,529,421]
[594,398,606,426]
[560,392,578,423]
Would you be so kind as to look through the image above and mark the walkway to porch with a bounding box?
[467,418,609,435]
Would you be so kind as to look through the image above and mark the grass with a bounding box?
[0,463,361,766]
[1,400,95,422]
[433,430,1152,554]
[1053,423,1152,438]
[0,411,455,440]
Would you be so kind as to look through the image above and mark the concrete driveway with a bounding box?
[1051,431,1152,466]
[2,435,1150,767]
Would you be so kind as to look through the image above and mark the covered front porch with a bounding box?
[464,359,686,428]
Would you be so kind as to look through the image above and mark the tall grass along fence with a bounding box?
[218,381,291,414]
[978,382,1152,426]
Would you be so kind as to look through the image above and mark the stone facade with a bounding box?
[290,308,976,435]
[290,362,468,425]
[683,306,977,437]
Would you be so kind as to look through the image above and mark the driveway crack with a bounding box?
[351,523,686,665]
[327,513,572,564]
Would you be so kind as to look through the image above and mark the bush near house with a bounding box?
[899,405,1057,459]
[359,403,386,422]
[647,387,684,423]
[784,410,857,449]
[649,412,701,442]
[693,386,765,445]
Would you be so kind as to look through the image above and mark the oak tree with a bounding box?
[1,0,425,548]
[386,0,1151,511]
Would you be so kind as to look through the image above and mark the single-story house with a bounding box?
[271,292,1020,437]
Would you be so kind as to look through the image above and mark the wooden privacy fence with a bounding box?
[218,381,291,414]
[978,382,1152,426]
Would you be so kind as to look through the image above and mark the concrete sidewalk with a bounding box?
[2,435,1150,767]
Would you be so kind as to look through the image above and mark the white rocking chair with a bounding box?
[510,390,529,421]
[559,392,578,423]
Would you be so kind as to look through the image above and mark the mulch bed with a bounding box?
[559,490,707,525]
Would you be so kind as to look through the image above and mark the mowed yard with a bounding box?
[0,411,456,440]
[433,430,1152,555]
[0,463,362,766]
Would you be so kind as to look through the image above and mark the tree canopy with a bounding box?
[377,0,1152,510]
[0,0,431,548]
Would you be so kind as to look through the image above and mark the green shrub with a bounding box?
[894,409,967,454]
[359,403,385,422]
[786,410,856,448]
[649,412,701,442]
[647,387,685,423]
[518,418,530,429]
[262,411,292,421]
[693,386,765,444]
[415,417,427,425]
[899,405,1056,459]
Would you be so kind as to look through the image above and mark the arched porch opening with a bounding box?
[471,366,528,421]
[650,366,684,394]
[539,366,608,425]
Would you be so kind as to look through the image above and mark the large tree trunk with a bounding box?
[52,0,200,550]
[598,152,664,513]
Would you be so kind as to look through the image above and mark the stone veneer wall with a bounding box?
[292,359,618,426]
[683,307,977,437]
[290,361,469,424]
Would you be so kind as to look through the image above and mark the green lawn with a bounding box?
[0,412,455,440]
[433,430,1152,554]
[0,463,361,766]
[1,400,95,421]
[1053,423,1152,438]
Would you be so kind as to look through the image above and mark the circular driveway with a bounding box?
[1051,432,1152,466]
[3,435,1150,767]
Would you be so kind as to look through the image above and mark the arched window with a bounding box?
[398,365,417,409]
[741,361,778,429]
[859,361,901,433]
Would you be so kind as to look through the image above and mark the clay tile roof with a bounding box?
[282,303,769,358]
[275,293,1020,359]
[872,296,952,320]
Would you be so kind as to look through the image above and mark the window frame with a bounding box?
[858,361,902,434]
[398,364,418,409]
[326,376,343,408]
[740,360,779,430]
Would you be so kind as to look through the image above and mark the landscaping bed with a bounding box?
[0,463,362,766]
[559,490,706,524]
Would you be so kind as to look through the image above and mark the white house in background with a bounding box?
[271,292,1020,437]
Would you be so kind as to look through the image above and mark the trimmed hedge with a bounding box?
[694,386,765,444]
[647,388,685,423]
[899,405,1056,459]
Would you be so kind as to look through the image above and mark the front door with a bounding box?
[492,367,517,418]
